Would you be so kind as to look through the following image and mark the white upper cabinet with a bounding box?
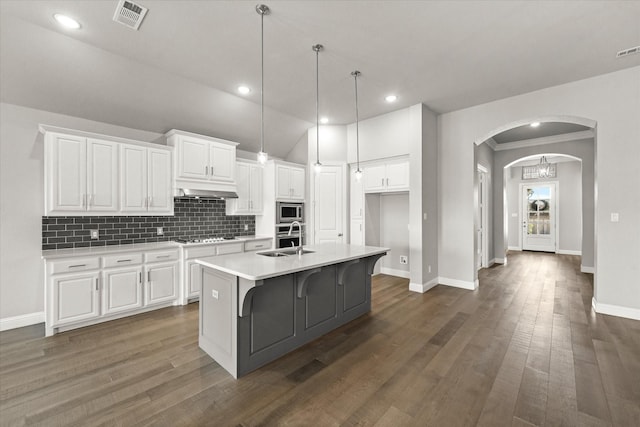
[42,126,173,216]
[45,132,118,215]
[363,158,409,193]
[166,129,238,190]
[120,145,173,214]
[226,160,263,215]
[275,163,305,201]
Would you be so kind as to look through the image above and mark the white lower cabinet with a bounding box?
[145,262,178,306]
[350,219,364,245]
[45,247,180,336]
[102,266,143,315]
[51,272,100,327]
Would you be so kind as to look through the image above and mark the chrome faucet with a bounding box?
[287,221,303,255]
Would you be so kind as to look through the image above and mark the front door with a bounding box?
[522,183,556,252]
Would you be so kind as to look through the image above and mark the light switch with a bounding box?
[611,213,619,222]
[211,289,219,299]
[512,213,518,218]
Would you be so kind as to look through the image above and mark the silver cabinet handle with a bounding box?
[69,264,86,268]
[205,166,208,176]
[156,254,170,259]
[359,208,362,217]
[82,194,86,208]
[147,271,151,282]
[117,259,132,263]
[360,223,362,231]
[139,272,142,284]
[88,194,93,207]
[386,178,389,186]
[254,245,264,248]
[381,178,384,186]
[148,196,153,207]
[95,278,99,291]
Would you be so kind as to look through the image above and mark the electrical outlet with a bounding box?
[400,256,408,265]
[156,227,164,236]
[211,289,219,299]
[244,224,248,231]
[90,229,99,240]
[428,265,432,273]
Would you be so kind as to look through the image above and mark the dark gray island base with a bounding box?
[196,244,387,378]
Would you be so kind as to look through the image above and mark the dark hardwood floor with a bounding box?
[1,251,639,426]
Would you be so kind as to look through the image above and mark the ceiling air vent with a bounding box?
[616,46,640,58]
[113,0,148,30]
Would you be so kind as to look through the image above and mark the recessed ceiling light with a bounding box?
[237,85,251,95]
[530,122,541,128]
[385,95,397,103]
[54,13,81,29]
[320,117,329,124]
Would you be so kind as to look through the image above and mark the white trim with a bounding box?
[0,312,44,331]
[439,276,477,290]
[409,277,439,293]
[508,246,521,251]
[581,265,595,273]
[493,130,594,151]
[381,267,410,279]
[592,298,640,321]
[484,138,498,150]
[493,258,506,264]
[557,249,581,255]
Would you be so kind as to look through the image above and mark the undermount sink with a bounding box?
[257,249,315,257]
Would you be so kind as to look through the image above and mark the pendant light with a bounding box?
[256,4,270,164]
[351,70,363,181]
[312,44,323,174]
[537,155,550,178]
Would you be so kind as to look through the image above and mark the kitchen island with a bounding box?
[195,243,387,378]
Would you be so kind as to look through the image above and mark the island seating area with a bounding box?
[195,244,387,378]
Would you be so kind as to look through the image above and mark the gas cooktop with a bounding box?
[175,237,236,244]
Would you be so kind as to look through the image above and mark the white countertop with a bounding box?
[195,243,389,281]
[42,236,272,259]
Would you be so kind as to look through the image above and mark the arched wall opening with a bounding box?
[473,116,596,287]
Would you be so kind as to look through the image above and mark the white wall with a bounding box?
[0,102,163,324]
[439,66,640,318]
[380,193,410,276]
[347,108,411,162]
[507,160,582,253]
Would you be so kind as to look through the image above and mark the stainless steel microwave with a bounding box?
[276,202,304,223]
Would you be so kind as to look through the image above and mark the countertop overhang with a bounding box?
[195,243,389,281]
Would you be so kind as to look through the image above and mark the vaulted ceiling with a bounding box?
[1,1,639,158]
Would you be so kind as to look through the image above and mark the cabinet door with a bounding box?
[178,136,209,180]
[87,138,118,212]
[363,164,386,192]
[145,262,178,305]
[102,267,143,315]
[249,164,263,213]
[187,261,201,299]
[120,144,148,213]
[147,148,172,213]
[289,167,305,200]
[350,219,364,245]
[234,162,251,213]
[209,142,235,182]
[52,272,100,326]
[275,165,291,199]
[386,161,409,191]
[350,166,363,220]
[47,133,87,213]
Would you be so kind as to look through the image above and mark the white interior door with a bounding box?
[476,169,488,270]
[522,183,556,252]
[314,165,345,244]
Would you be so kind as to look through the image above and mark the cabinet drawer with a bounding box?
[50,258,100,274]
[184,245,218,260]
[244,239,271,252]
[103,253,143,268]
[145,250,179,263]
[217,242,244,255]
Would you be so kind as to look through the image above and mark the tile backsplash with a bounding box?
[42,198,256,250]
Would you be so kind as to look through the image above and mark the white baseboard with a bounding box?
[493,258,506,265]
[507,246,521,251]
[0,312,44,332]
[581,265,595,274]
[558,249,582,256]
[409,277,439,293]
[381,267,410,279]
[592,298,640,321]
[439,276,477,290]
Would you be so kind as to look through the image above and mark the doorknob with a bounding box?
[338,233,343,237]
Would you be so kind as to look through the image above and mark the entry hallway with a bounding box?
[1,252,638,426]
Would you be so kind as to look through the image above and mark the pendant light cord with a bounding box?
[353,71,361,171]
[260,9,265,155]
[313,45,322,166]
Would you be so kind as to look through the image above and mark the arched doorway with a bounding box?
[473,117,596,284]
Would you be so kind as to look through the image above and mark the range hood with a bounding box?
[177,188,238,199]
